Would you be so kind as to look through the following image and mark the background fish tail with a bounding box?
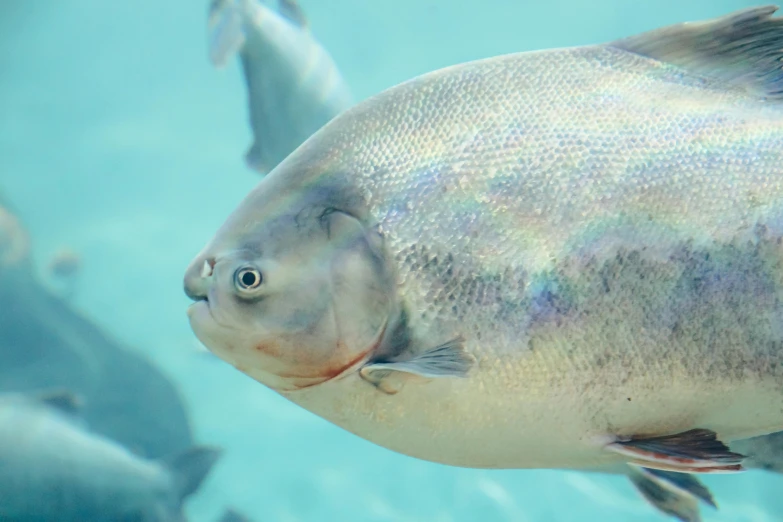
[208,0,247,67]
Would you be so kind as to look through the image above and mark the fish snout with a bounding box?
[184,256,217,301]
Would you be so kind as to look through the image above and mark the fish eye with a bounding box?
[234,266,263,291]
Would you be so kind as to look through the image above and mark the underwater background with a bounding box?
[2,0,782,520]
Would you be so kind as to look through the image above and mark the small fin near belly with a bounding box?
[627,467,711,522]
[633,467,716,507]
[359,336,475,395]
[606,429,746,473]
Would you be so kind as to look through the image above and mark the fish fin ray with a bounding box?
[278,0,309,29]
[610,5,783,100]
[628,467,704,522]
[607,429,746,473]
[360,336,475,394]
[208,0,247,67]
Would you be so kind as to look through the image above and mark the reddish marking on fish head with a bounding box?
[273,323,387,390]
[255,340,281,358]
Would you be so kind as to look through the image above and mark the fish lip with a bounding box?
[187,299,228,354]
[187,298,212,322]
[187,291,243,336]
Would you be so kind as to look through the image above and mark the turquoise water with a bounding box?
[2,0,783,520]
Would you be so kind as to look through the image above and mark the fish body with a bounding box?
[185,7,783,476]
[209,0,353,174]
[0,392,220,522]
[0,198,195,459]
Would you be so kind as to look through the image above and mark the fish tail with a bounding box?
[162,445,222,505]
[244,139,273,174]
[207,0,247,68]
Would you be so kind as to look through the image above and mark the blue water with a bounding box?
[2,0,782,520]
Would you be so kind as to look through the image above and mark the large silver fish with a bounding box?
[184,3,783,511]
[0,391,221,522]
[208,0,353,174]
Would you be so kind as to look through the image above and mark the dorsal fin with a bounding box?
[610,6,783,100]
[278,0,309,29]
[35,389,83,416]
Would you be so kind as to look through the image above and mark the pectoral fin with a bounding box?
[360,336,475,394]
[607,429,746,473]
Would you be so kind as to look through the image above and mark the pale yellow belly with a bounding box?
[279,353,783,470]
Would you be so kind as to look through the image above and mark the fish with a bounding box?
[0,198,195,460]
[184,3,783,493]
[208,0,353,174]
[0,390,221,522]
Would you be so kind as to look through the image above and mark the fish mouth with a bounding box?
[185,257,219,323]
[186,289,242,338]
[186,297,232,358]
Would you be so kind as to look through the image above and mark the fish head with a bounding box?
[184,172,395,392]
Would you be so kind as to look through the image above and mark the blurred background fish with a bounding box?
[208,0,353,174]
[46,246,82,297]
[0,195,239,519]
[0,390,221,522]
[48,247,81,279]
[0,203,194,458]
